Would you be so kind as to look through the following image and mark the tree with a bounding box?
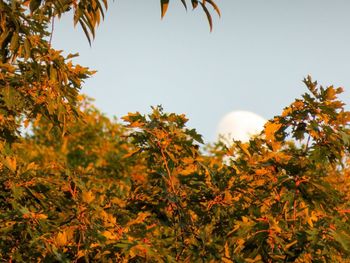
[1,78,350,261]
[1,1,350,262]
[0,0,220,146]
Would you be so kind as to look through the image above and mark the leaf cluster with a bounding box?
[1,1,350,262]
[1,79,350,261]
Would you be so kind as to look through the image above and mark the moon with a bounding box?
[216,111,266,144]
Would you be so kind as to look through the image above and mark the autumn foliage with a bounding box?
[1,1,350,262]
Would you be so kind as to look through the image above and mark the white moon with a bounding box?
[216,111,266,144]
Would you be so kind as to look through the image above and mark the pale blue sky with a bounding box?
[53,0,350,142]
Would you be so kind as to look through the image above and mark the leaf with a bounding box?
[66,53,79,60]
[264,121,282,141]
[340,131,350,146]
[160,0,169,19]
[9,33,19,53]
[199,2,213,31]
[180,0,187,10]
[79,20,92,45]
[127,212,151,227]
[82,190,94,203]
[206,0,221,17]
[187,128,204,144]
[284,240,297,250]
[102,230,119,240]
[331,230,350,252]
[255,168,268,176]
[3,84,17,109]
[264,121,282,150]
[178,163,197,176]
[29,0,41,13]
[33,213,48,219]
[325,86,337,100]
[0,30,10,48]
[122,148,141,159]
[238,142,251,157]
[4,157,16,172]
[55,231,68,247]
[224,241,230,258]
[246,255,262,263]
[24,38,31,59]
[192,0,198,9]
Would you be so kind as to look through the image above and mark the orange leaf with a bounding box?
[160,0,169,18]
[82,190,94,203]
[4,157,16,172]
[264,121,282,150]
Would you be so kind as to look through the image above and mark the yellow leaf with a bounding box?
[255,168,268,176]
[127,212,151,227]
[24,119,30,128]
[285,240,298,250]
[265,121,282,141]
[273,152,292,163]
[182,157,194,164]
[121,112,142,126]
[282,106,292,117]
[4,157,16,172]
[82,190,94,204]
[307,211,318,227]
[264,121,282,150]
[77,95,84,101]
[325,87,336,100]
[130,120,144,128]
[239,143,251,157]
[292,100,304,110]
[33,113,42,127]
[270,219,282,233]
[34,213,48,219]
[122,148,140,159]
[102,230,119,240]
[178,163,197,176]
[254,179,266,187]
[111,197,127,208]
[224,191,232,203]
[242,216,249,223]
[224,241,230,258]
[189,209,198,222]
[23,212,47,220]
[233,238,246,253]
[246,255,262,263]
[55,231,68,247]
[26,162,38,171]
[77,250,86,259]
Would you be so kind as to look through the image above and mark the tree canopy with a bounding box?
[1,1,350,262]
[0,0,220,146]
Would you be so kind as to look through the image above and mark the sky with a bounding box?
[52,0,350,142]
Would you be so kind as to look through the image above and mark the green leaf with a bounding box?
[79,20,92,45]
[340,130,350,146]
[199,2,213,32]
[29,0,42,13]
[24,38,31,59]
[180,0,187,10]
[9,32,19,53]
[331,230,350,252]
[187,128,204,144]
